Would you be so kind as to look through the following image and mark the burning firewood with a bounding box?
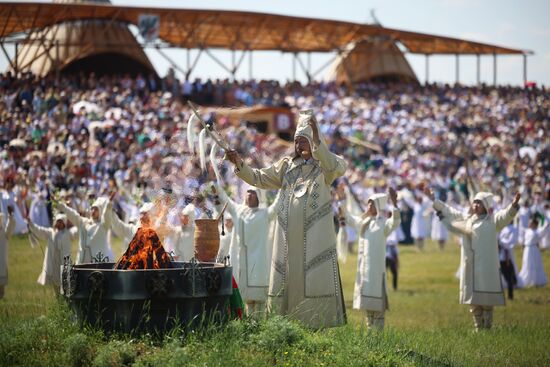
[114,227,172,270]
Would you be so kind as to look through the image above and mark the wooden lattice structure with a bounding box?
[0,1,531,82]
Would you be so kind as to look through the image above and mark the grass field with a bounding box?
[1,234,549,366]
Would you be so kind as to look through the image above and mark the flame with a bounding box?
[114,227,171,270]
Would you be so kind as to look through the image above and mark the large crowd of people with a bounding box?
[0,71,548,329]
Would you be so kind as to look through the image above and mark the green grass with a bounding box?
[1,234,549,366]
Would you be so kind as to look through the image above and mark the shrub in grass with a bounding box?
[251,315,306,353]
[92,340,137,367]
[62,333,94,367]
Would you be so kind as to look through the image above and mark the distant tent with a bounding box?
[13,0,155,77]
[328,37,418,84]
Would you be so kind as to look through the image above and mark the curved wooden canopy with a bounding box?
[0,2,528,55]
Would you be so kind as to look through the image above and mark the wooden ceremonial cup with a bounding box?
[193,218,220,262]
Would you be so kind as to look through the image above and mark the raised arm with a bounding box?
[311,141,347,185]
[537,223,550,238]
[57,202,86,227]
[340,204,361,229]
[426,186,468,222]
[213,184,238,219]
[344,185,363,216]
[231,155,289,190]
[384,188,401,236]
[495,193,520,232]
[27,220,52,241]
[106,202,135,240]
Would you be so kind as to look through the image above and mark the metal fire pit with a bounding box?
[61,259,233,334]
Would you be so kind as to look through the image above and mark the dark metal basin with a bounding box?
[61,260,233,334]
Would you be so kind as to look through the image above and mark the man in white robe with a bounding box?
[225,110,347,328]
[0,207,15,298]
[58,197,113,264]
[214,184,278,317]
[427,188,520,331]
[27,213,77,290]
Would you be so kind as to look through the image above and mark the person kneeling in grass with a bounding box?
[425,187,520,331]
[338,187,400,330]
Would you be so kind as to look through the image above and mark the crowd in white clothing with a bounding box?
[0,71,548,327]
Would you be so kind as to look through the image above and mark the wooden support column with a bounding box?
[425,54,430,85]
[455,54,459,84]
[476,54,480,85]
[249,50,253,80]
[292,53,297,82]
[493,53,497,86]
[523,54,527,86]
[14,42,18,75]
[231,49,236,81]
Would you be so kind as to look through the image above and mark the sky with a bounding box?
[3,0,550,86]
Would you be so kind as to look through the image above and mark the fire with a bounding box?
[114,227,172,270]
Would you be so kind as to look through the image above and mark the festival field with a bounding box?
[1,235,549,367]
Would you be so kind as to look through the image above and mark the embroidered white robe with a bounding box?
[435,200,517,306]
[235,140,347,328]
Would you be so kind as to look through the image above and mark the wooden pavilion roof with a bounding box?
[0,2,528,55]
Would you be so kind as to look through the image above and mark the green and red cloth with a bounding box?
[227,276,244,320]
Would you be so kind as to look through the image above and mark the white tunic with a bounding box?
[0,214,15,287]
[106,205,139,244]
[518,226,548,287]
[58,202,113,264]
[216,187,278,302]
[344,206,400,312]
[435,199,517,306]
[236,140,347,328]
[28,222,76,287]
